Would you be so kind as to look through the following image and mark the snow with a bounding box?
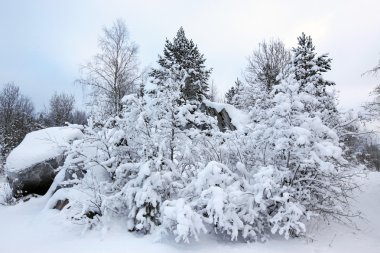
[5,127,84,172]
[203,100,249,129]
[0,172,379,253]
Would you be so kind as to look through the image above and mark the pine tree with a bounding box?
[150,27,212,102]
[292,33,338,125]
[293,33,333,88]
[225,78,241,105]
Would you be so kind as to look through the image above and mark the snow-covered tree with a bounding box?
[225,78,242,106]
[246,74,355,238]
[292,33,338,126]
[56,64,217,236]
[150,27,212,102]
[118,68,194,232]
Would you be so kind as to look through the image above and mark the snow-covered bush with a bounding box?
[185,161,268,241]
[160,198,206,243]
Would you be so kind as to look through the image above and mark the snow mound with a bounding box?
[5,127,83,173]
[204,100,249,129]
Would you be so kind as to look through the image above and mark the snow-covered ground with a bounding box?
[0,172,379,253]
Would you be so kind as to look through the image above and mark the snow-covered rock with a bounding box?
[5,127,83,196]
[202,101,249,131]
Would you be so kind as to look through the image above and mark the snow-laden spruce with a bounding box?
[244,74,354,238]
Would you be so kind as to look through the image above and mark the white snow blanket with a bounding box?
[5,127,83,173]
[0,172,379,253]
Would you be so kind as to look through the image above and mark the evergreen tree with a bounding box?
[292,33,338,125]
[244,73,355,239]
[57,64,217,236]
[150,27,212,102]
[225,78,241,105]
[293,33,364,167]
[293,33,333,88]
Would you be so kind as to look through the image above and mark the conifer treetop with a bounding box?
[292,32,334,88]
[150,27,212,102]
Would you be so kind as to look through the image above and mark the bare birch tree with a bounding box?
[47,92,75,126]
[0,83,35,158]
[245,39,291,91]
[77,19,141,118]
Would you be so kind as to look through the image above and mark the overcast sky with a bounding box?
[0,0,379,111]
